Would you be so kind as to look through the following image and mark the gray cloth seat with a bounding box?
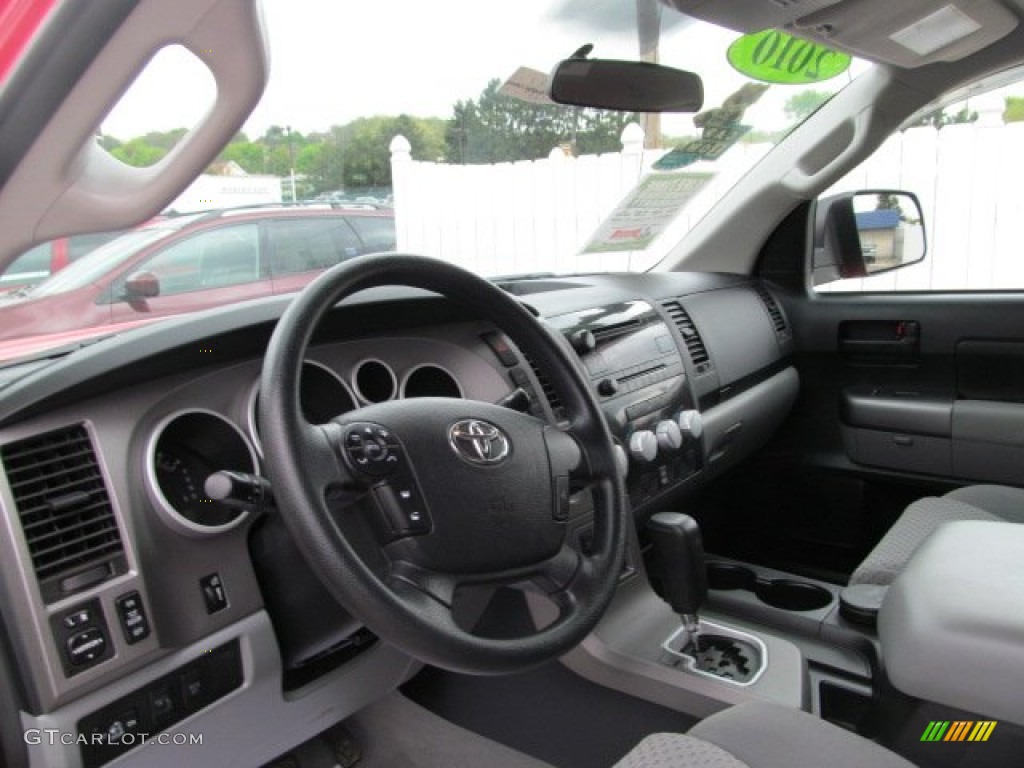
[613,700,914,768]
[849,484,1024,586]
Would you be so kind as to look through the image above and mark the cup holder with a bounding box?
[706,562,756,591]
[755,579,832,611]
[707,562,833,612]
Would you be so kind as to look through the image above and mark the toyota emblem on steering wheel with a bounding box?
[448,419,511,465]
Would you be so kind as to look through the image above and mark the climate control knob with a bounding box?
[655,420,683,452]
[628,430,658,463]
[677,410,703,440]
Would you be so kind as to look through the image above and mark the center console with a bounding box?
[546,301,704,508]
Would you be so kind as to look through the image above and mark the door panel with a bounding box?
[782,292,1024,487]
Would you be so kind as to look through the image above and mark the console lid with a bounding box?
[879,521,1024,726]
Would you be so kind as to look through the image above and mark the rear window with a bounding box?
[268,218,362,276]
[348,216,396,254]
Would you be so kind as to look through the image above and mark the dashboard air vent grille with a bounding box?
[1,424,125,600]
[526,357,566,421]
[754,286,789,339]
[661,300,712,374]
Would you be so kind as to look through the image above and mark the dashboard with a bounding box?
[0,271,797,768]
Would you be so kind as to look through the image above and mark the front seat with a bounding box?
[849,484,1024,586]
[614,700,914,768]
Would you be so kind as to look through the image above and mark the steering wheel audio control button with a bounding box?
[373,471,431,536]
[343,422,403,477]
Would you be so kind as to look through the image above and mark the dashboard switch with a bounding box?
[481,331,519,366]
[149,685,175,724]
[116,591,150,645]
[63,608,92,629]
[199,573,228,614]
[628,430,658,463]
[67,628,107,667]
[180,668,206,707]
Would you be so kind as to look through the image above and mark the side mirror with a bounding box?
[813,191,926,286]
[122,271,160,300]
[549,58,703,113]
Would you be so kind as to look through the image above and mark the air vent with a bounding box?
[661,300,712,374]
[526,357,566,421]
[1,425,126,602]
[754,286,790,339]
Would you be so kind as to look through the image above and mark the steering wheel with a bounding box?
[259,254,627,674]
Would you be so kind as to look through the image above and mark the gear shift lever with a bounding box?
[647,512,707,635]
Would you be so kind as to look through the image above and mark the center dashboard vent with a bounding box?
[754,285,790,340]
[1,424,127,603]
[661,299,712,375]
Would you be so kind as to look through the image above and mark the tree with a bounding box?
[1004,96,1024,123]
[783,90,832,122]
[110,137,167,167]
[217,140,265,173]
[338,114,450,188]
[97,134,122,152]
[139,128,188,151]
[908,106,978,129]
[445,78,634,164]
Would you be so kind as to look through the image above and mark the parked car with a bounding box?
[0,205,394,357]
[0,230,127,293]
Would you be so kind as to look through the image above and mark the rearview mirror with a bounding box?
[549,58,703,113]
[122,271,160,300]
[813,191,926,286]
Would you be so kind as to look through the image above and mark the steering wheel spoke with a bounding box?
[388,560,460,609]
[528,543,582,599]
[298,422,352,494]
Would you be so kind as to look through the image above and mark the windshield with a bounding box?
[0,0,869,362]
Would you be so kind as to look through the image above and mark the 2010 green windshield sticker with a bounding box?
[728,30,850,84]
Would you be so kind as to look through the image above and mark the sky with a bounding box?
[100,0,867,142]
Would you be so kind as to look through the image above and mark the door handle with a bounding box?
[839,320,919,363]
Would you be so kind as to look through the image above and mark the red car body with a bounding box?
[0,206,395,363]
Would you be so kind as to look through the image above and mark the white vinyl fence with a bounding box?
[390,121,1024,289]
